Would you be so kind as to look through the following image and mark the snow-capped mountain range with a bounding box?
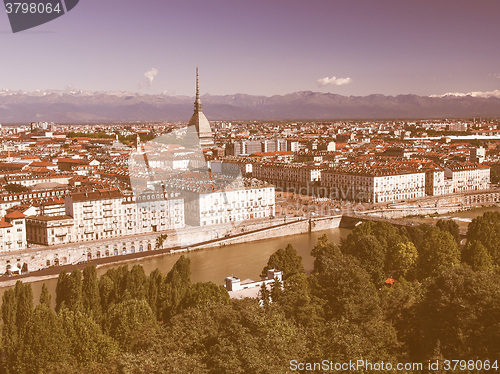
[1,89,500,123]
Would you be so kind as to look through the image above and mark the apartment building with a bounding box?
[322,167,426,203]
[25,215,75,245]
[252,162,321,195]
[65,189,185,243]
[65,190,124,242]
[444,162,490,193]
[122,190,184,235]
[424,166,450,196]
[165,173,275,226]
[0,211,27,252]
[0,189,68,217]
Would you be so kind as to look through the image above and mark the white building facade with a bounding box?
[444,163,490,193]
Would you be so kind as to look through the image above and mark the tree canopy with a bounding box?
[1,215,500,373]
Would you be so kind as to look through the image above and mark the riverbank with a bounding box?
[0,215,342,287]
[0,227,351,306]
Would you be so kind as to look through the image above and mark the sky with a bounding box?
[1,0,499,97]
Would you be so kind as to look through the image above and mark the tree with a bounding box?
[39,283,52,308]
[390,241,418,278]
[105,299,156,350]
[181,282,230,310]
[259,282,270,310]
[380,278,423,356]
[15,281,33,334]
[343,234,386,285]
[163,301,307,373]
[156,234,168,249]
[19,300,72,373]
[417,266,500,360]
[147,268,164,320]
[311,234,342,275]
[98,273,115,314]
[82,265,101,320]
[342,221,413,284]
[0,282,34,373]
[261,244,304,280]
[466,211,500,266]
[311,250,382,323]
[160,256,191,321]
[404,224,433,252]
[126,264,148,300]
[56,269,83,312]
[317,318,398,368]
[60,308,118,365]
[462,240,495,272]
[1,288,19,372]
[436,219,461,244]
[418,227,460,279]
[270,277,284,305]
[343,221,406,253]
[278,272,323,327]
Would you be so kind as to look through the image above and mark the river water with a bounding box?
[0,228,350,306]
[3,206,499,306]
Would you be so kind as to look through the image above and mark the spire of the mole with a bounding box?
[194,66,202,111]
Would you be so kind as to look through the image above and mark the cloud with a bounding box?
[139,68,159,89]
[144,68,158,86]
[430,90,500,99]
[317,76,352,87]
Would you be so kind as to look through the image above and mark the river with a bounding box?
[3,206,498,306]
[0,228,350,306]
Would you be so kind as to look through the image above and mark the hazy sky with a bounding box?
[1,0,499,96]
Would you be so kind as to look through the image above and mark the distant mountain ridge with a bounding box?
[1,89,500,123]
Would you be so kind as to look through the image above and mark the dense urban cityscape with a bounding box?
[1,74,500,372]
[2,0,500,371]
[0,74,499,274]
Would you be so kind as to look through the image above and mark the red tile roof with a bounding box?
[5,211,26,219]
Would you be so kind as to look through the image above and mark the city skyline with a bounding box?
[1,0,499,97]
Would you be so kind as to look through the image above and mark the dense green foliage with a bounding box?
[1,213,500,373]
[261,243,304,279]
[466,211,500,266]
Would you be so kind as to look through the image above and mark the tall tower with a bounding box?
[136,133,143,153]
[188,67,214,147]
